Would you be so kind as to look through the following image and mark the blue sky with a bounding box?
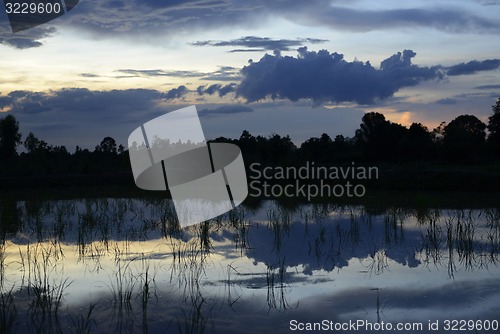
[1,0,500,150]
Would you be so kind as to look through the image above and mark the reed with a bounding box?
[71,303,96,334]
[177,293,213,334]
[265,258,292,310]
[0,287,16,334]
[108,259,137,309]
[0,242,5,290]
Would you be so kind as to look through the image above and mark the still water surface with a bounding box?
[0,197,499,333]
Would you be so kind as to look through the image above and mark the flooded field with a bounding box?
[0,196,499,333]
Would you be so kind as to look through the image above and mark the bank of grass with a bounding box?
[1,161,499,211]
[371,161,500,192]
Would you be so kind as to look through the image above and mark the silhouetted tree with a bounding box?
[0,114,21,159]
[331,135,357,161]
[97,136,117,154]
[487,97,500,156]
[237,130,258,162]
[403,123,435,160]
[355,112,387,144]
[443,115,486,161]
[24,132,49,153]
[355,112,408,160]
[259,134,297,163]
[300,133,332,162]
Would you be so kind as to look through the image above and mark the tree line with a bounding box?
[215,97,500,164]
[0,97,499,181]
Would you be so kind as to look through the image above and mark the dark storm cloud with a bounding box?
[1,85,259,149]
[3,1,498,49]
[197,84,220,96]
[55,0,500,42]
[0,94,14,109]
[198,104,253,115]
[163,85,189,100]
[0,23,56,49]
[235,48,443,104]
[1,87,192,150]
[0,37,42,48]
[3,88,162,118]
[192,36,328,52]
[196,83,236,97]
[446,59,500,76]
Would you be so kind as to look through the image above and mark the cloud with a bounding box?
[191,36,328,52]
[475,0,500,6]
[116,69,207,78]
[114,67,240,81]
[3,88,163,117]
[53,0,500,46]
[435,98,458,105]
[198,104,253,116]
[291,5,500,34]
[196,83,236,97]
[235,48,443,104]
[0,23,56,49]
[60,0,264,38]
[80,73,101,78]
[446,59,500,76]
[1,86,355,151]
[474,84,500,89]
[0,95,14,110]
[2,1,497,49]
[199,66,241,81]
[163,85,189,100]
[1,87,175,149]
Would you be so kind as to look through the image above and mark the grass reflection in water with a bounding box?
[0,196,498,333]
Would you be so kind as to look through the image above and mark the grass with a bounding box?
[1,194,499,333]
[364,249,389,277]
[27,243,72,334]
[0,287,16,334]
[415,208,500,278]
[226,207,249,254]
[223,264,242,309]
[160,200,181,238]
[485,208,500,257]
[198,221,212,253]
[168,235,215,334]
[138,256,158,334]
[267,205,293,253]
[108,259,137,309]
[177,293,214,334]
[0,241,5,290]
[71,304,96,334]
[265,257,293,311]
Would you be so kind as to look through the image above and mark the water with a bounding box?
[0,197,499,333]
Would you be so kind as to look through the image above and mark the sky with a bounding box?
[1,0,500,150]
